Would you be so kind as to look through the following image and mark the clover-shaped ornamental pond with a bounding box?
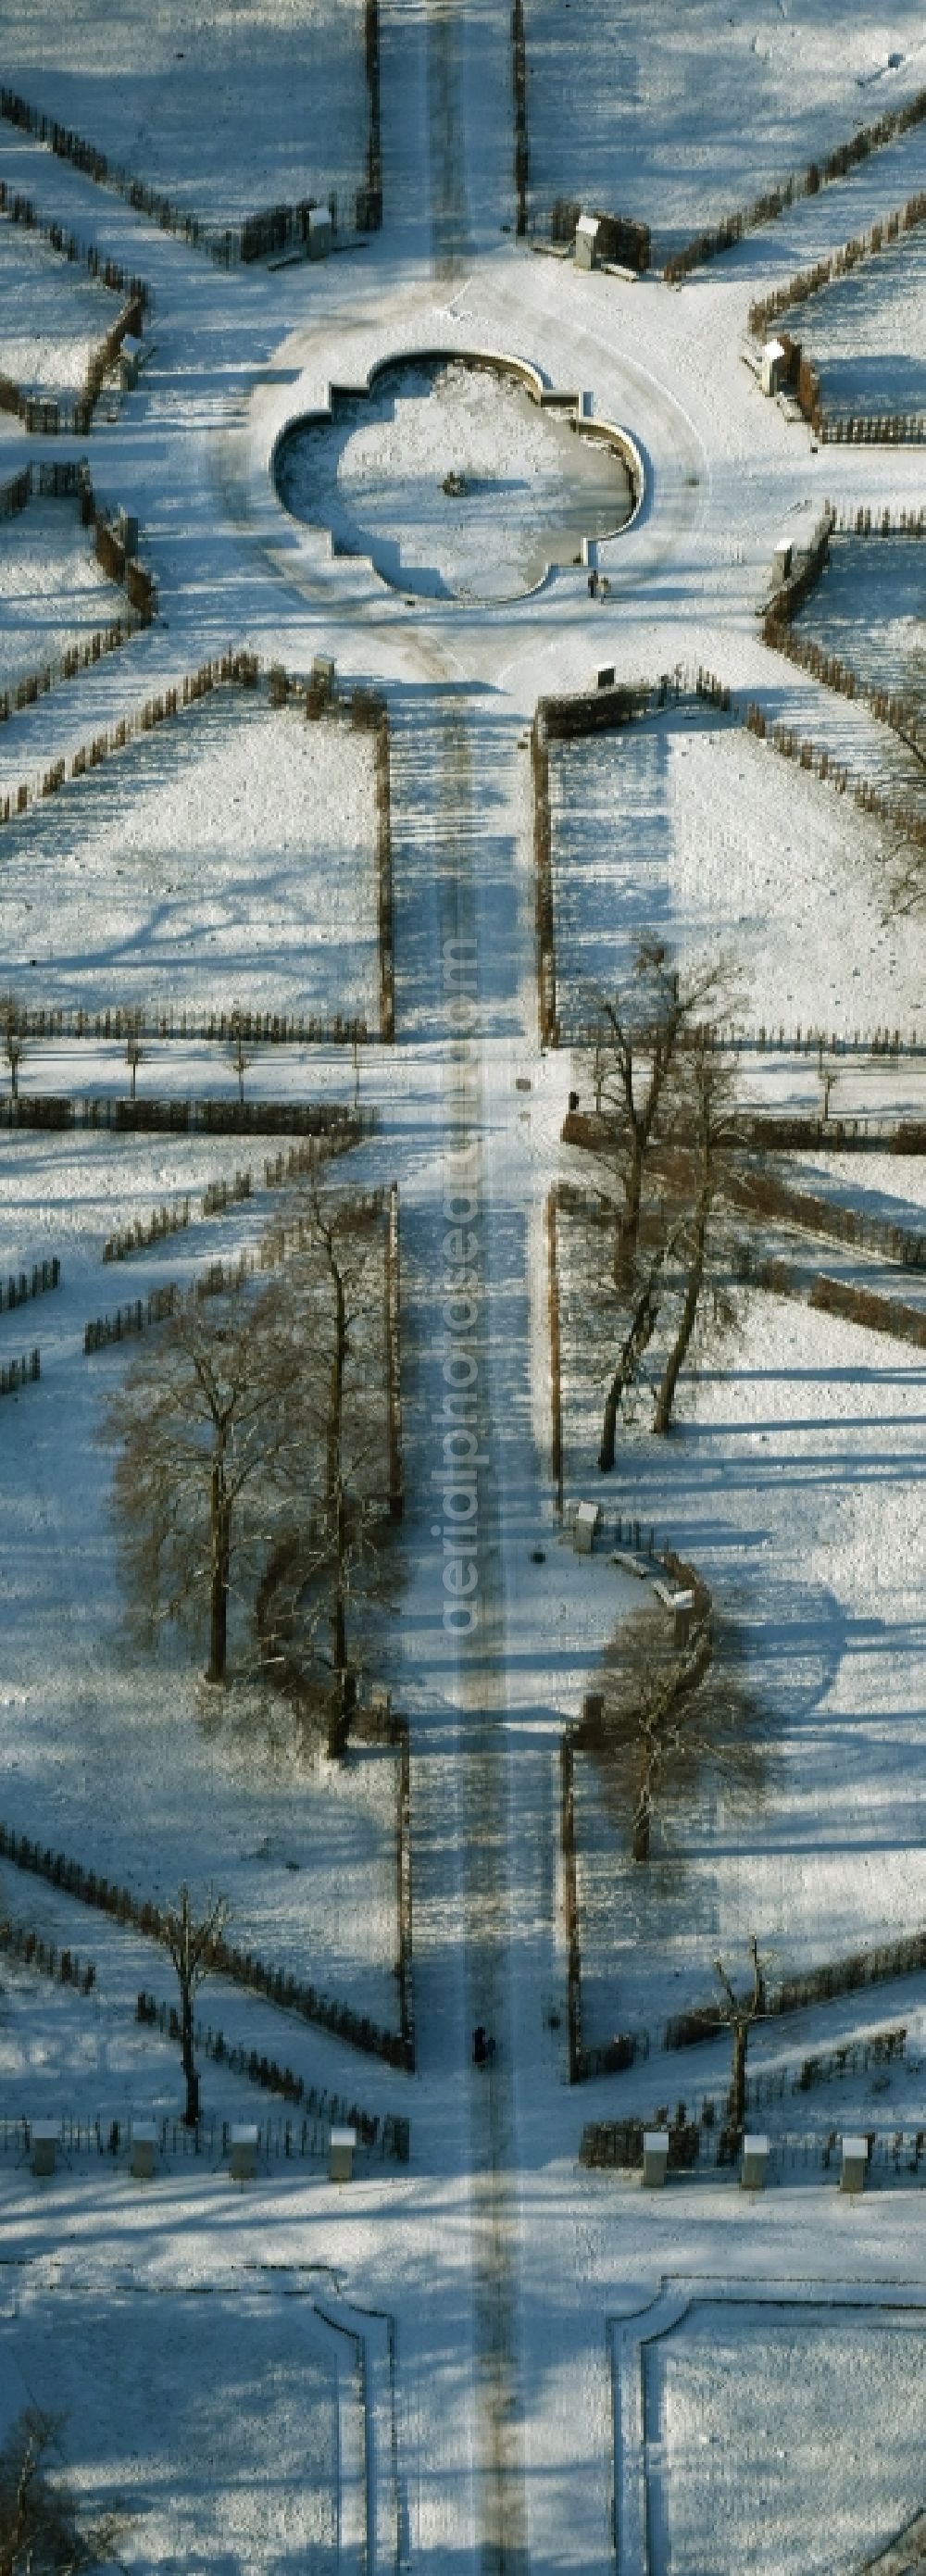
[273,355,638,602]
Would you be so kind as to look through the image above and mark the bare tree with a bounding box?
[585,944,743,1466]
[0,2406,127,2575]
[106,1191,396,1720]
[714,1933,767,2133]
[124,1036,143,1103]
[106,1278,309,1686]
[652,1034,744,1435]
[254,1188,397,1752]
[590,943,736,1294]
[0,994,23,1106]
[162,1882,231,2126]
[228,1010,254,1107]
[582,1596,769,1863]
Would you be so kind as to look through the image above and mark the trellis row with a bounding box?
[0,1257,60,1311]
[0,1097,372,1134]
[134,1995,409,2158]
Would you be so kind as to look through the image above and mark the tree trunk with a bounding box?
[206,1456,230,1685]
[652,1187,709,1436]
[180,1978,199,2126]
[599,1245,669,1469]
[613,1139,643,1291]
[632,1787,651,1862]
[327,1251,348,1678]
[729,2019,748,2132]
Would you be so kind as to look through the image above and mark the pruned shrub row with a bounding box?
[1,1096,371,1136]
[0,1911,95,1992]
[0,1257,59,1311]
[0,1347,40,1394]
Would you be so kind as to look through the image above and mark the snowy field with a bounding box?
[0,2272,341,2572]
[638,2298,926,2576]
[0,212,115,402]
[554,1221,926,2038]
[0,1129,401,2027]
[546,710,922,1039]
[0,690,381,1026]
[800,223,926,420]
[0,494,127,691]
[278,360,634,602]
[794,532,925,708]
[0,0,369,236]
[520,0,926,250]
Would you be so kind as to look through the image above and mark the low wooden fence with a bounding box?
[664,81,926,282]
[0,2107,409,2163]
[748,192,926,446]
[0,1815,413,2072]
[0,462,156,723]
[0,51,382,267]
[0,178,149,431]
[581,2120,926,2181]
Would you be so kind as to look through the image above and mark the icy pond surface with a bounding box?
[275,357,635,600]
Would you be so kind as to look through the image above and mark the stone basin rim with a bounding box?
[269,344,646,604]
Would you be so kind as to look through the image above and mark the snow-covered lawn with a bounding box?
[0,1131,401,2027]
[520,0,926,252]
[547,709,922,1038]
[638,2296,926,2576]
[0,213,117,401]
[0,0,369,236]
[278,359,634,601]
[0,690,381,1026]
[0,2270,342,2572]
[554,1207,926,2037]
[794,532,925,708]
[0,494,127,690]
[802,223,926,418]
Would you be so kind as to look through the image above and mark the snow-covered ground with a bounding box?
[0,1131,401,2025]
[0,211,116,402]
[0,5,922,2569]
[0,0,369,236]
[801,221,926,418]
[0,494,127,690]
[0,2267,343,2571]
[0,689,380,1024]
[547,707,923,1038]
[795,531,925,707]
[635,2292,926,2576]
[520,0,926,251]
